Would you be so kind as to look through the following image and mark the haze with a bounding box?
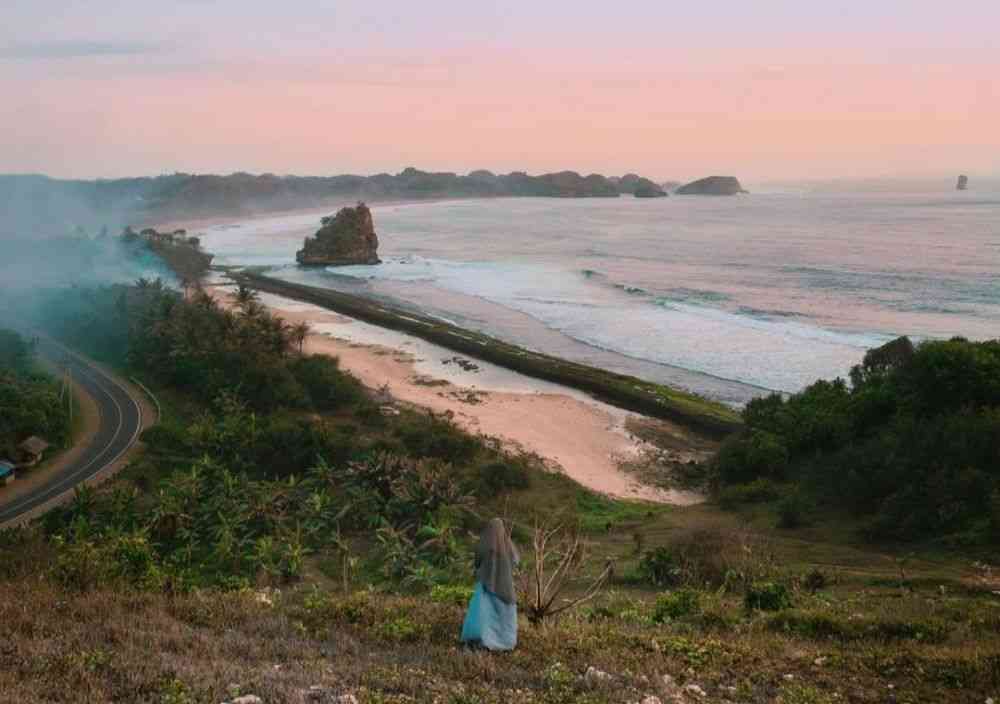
[3,0,999,182]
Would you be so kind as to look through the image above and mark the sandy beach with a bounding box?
[207,283,704,504]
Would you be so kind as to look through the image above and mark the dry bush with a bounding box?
[518,521,613,625]
[665,525,779,590]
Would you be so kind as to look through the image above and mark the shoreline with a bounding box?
[232,271,742,438]
[208,283,709,504]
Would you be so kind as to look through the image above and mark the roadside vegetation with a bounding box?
[0,328,71,460]
[1,282,998,703]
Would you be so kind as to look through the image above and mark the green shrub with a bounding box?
[329,591,379,625]
[777,492,814,529]
[584,593,646,623]
[51,532,163,591]
[744,581,791,611]
[715,430,789,484]
[429,584,474,606]
[376,615,427,642]
[290,354,365,410]
[395,414,480,463]
[717,478,781,508]
[637,547,680,587]
[139,422,191,455]
[652,589,701,622]
[471,460,531,496]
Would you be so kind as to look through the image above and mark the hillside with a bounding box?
[1,276,998,703]
[0,168,657,234]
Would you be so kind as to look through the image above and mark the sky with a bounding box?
[2,0,999,182]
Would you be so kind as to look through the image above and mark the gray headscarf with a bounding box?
[475,518,520,604]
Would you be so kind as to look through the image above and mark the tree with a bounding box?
[290,321,310,355]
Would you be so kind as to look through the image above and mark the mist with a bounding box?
[0,174,176,331]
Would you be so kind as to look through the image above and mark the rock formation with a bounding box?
[296,203,380,266]
[676,176,747,195]
[957,175,968,191]
[616,174,668,197]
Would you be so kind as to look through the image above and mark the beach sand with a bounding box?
[208,285,704,505]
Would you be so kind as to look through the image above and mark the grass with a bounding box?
[1,573,997,703]
[4,462,1000,703]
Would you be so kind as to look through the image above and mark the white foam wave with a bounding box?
[323,255,888,391]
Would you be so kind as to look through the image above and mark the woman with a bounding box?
[461,518,520,651]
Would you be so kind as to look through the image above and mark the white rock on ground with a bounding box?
[684,683,707,698]
[584,666,613,686]
[228,696,263,704]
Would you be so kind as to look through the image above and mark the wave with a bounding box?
[737,306,801,320]
[292,253,896,392]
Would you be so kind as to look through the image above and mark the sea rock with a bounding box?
[676,176,746,195]
[957,174,968,190]
[296,203,380,266]
[616,174,668,197]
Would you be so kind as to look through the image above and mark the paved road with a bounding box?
[0,339,144,527]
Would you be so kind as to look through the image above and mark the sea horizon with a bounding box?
[194,186,1000,406]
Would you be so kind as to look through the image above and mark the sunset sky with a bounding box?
[3,0,999,182]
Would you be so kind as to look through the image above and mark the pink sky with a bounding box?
[2,1,999,182]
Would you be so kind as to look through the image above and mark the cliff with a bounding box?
[676,176,747,195]
[296,203,380,266]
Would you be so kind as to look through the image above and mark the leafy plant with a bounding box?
[652,589,701,622]
[745,581,792,611]
[636,547,680,587]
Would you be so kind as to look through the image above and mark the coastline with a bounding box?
[232,271,742,438]
[207,282,709,504]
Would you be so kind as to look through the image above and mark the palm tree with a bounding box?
[234,283,259,309]
[290,321,310,355]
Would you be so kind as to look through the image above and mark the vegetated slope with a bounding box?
[713,335,1000,544]
[2,283,998,703]
[0,329,71,459]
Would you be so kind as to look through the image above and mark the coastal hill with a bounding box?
[676,175,747,195]
[0,168,654,229]
[296,203,380,266]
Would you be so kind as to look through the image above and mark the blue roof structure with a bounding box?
[0,461,14,479]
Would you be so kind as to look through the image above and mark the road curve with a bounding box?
[0,339,144,527]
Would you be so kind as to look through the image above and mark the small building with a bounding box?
[17,436,50,468]
[0,460,15,486]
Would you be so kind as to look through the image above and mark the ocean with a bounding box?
[199,187,1000,407]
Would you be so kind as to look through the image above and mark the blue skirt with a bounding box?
[460,582,518,651]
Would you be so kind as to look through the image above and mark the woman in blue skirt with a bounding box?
[461,518,520,651]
